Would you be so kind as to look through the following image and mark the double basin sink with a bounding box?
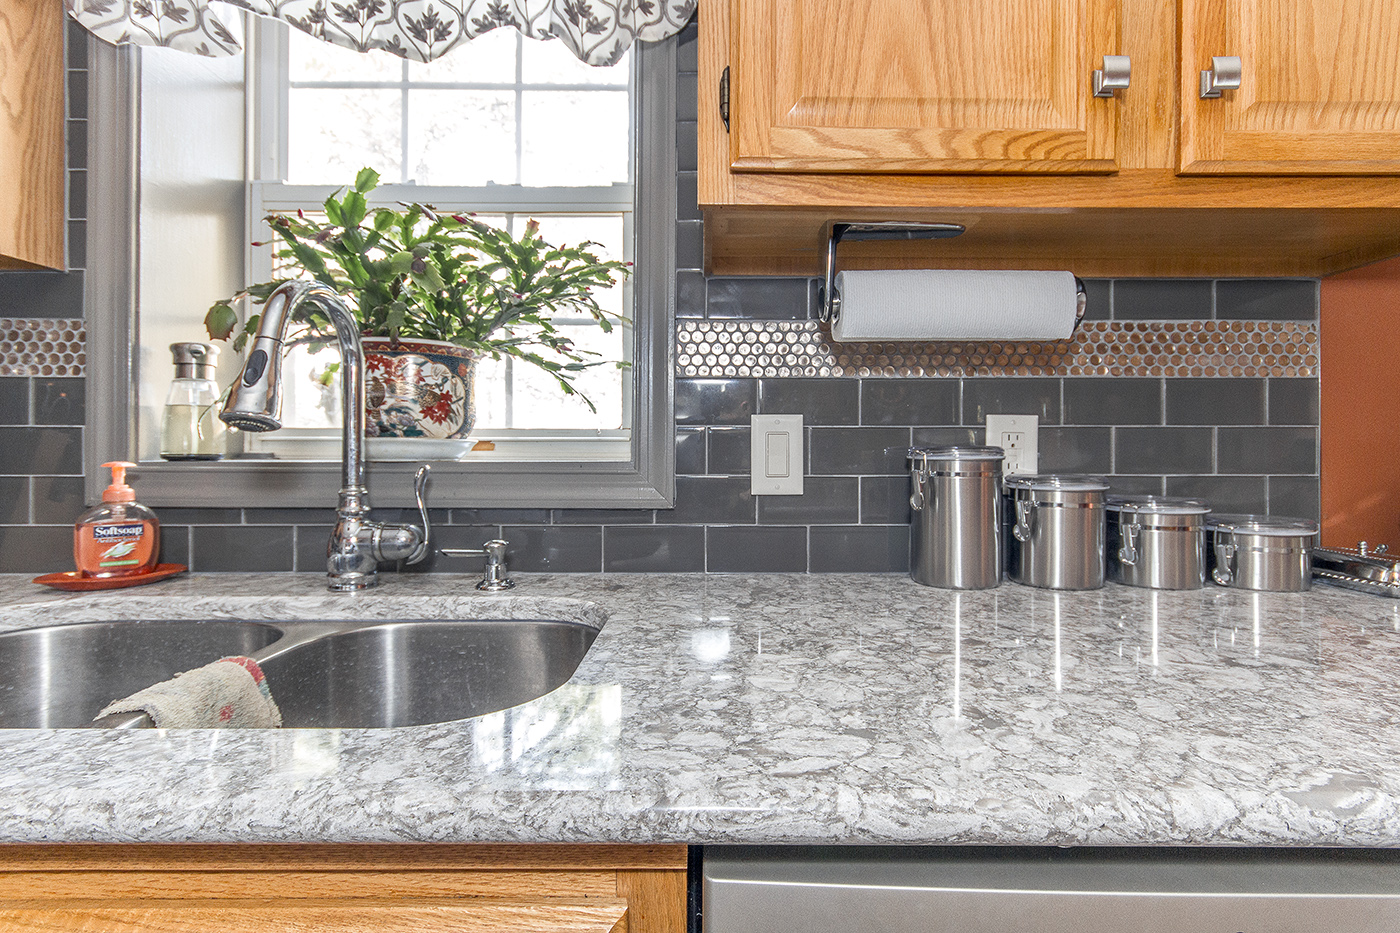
[0,617,599,729]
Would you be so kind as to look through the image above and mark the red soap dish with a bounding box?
[32,564,189,591]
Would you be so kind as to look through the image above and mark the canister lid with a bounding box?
[1106,495,1210,516]
[1207,513,1319,536]
[908,445,1005,463]
[1004,473,1109,492]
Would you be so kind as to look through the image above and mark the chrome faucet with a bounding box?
[220,280,431,591]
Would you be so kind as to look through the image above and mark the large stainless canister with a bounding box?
[908,445,1005,589]
[1005,475,1109,590]
[1106,496,1211,590]
[1207,514,1319,592]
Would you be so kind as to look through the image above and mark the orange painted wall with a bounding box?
[1321,255,1400,548]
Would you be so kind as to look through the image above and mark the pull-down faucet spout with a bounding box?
[221,280,431,591]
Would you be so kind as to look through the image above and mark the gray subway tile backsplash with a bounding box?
[860,380,960,426]
[0,46,1324,573]
[707,526,808,573]
[962,378,1061,425]
[860,475,912,526]
[675,427,707,475]
[758,378,859,424]
[0,380,28,425]
[1063,377,1161,425]
[1114,427,1215,475]
[1269,379,1320,426]
[500,525,603,573]
[676,379,756,425]
[1166,379,1265,425]
[1216,279,1318,321]
[1113,279,1214,320]
[809,427,912,476]
[0,427,81,476]
[1216,427,1318,475]
[671,475,755,525]
[1038,426,1113,474]
[809,525,910,574]
[706,426,751,475]
[604,525,705,572]
[706,277,810,320]
[756,476,860,525]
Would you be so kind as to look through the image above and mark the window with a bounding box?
[86,21,676,509]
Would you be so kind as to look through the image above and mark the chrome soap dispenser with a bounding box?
[160,342,226,460]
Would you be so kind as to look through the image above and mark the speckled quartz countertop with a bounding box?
[1,572,1398,847]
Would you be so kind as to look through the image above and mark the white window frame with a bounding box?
[85,26,676,510]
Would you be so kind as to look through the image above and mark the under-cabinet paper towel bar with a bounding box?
[817,222,1088,342]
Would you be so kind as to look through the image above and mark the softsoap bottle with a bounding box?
[74,462,161,578]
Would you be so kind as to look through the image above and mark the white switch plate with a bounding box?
[751,414,804,495]
[984,414,1039,476]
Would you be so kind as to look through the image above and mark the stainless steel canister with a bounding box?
[1207,514,1319,592]
[908,446,1005,589]
[1106,496,1210,590]
[1005,475,1109,590]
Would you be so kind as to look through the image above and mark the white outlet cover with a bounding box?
[984,414,1039,475]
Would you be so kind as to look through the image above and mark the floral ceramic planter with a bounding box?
[363,337,477,439]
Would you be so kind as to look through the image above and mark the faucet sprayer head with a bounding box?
[219,288,296,433]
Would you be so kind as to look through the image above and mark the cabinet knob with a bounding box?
[1200,56,1243,99]
[1092,55,1132,98]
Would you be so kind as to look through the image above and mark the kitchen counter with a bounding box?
[1,572,1398,847]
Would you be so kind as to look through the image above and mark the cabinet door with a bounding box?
[0,0,66,269]
[1180,0,1400,174]
[729,0,1124,174]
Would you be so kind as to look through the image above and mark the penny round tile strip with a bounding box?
[675,320,1318,379]
[0,319,86,377]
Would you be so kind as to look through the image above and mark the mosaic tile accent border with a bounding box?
[676,320,1319,379]
[0,319,86,377]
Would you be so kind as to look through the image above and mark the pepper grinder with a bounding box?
[160,342,226,460]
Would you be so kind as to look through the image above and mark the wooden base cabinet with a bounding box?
[699,0,1400,278]
[0,844,689,933]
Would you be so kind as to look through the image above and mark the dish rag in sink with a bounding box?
[96,656,283,728]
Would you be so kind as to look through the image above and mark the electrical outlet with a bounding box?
[984,414,1039,475]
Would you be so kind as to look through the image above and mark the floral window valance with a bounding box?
[67,0,696,66]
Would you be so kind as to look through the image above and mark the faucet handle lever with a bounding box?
[408,464,431,564]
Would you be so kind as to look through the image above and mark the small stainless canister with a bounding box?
[1207,514,1319,592]
[1106,496,1210,590]
[908,445,1005,589]
[1005,475,1109,590]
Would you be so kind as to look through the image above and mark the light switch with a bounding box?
[751,414,804,495]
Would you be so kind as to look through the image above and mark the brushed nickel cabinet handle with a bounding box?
[1200,56,1243,99]
[1092,55,1131,98]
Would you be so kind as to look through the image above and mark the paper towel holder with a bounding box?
[818,222,966,325]
[816,221,1089,335]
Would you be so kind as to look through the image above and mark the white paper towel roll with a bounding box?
[831,270,1080,342]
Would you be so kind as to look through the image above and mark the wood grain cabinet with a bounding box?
[699,0,1400,277]
[0,0,67,270]
[1179,0,1400,174]
[730,0,1124,175]
[0,844,689,933]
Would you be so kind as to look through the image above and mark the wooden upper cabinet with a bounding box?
[729,0,1125,174]
[0,0,66,270]
[1179,0,1400,174]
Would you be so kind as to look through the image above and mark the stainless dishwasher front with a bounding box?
[702,846,1400,933]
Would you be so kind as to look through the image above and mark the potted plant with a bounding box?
[205,168,631,439]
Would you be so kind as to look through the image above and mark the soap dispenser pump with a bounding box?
[74,461,161,578]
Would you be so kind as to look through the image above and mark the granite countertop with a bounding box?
[1,572,1398,847]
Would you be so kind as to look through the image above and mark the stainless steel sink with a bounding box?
[258,620,599,728]
[0,620,284,728]
[0,617,599,729]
